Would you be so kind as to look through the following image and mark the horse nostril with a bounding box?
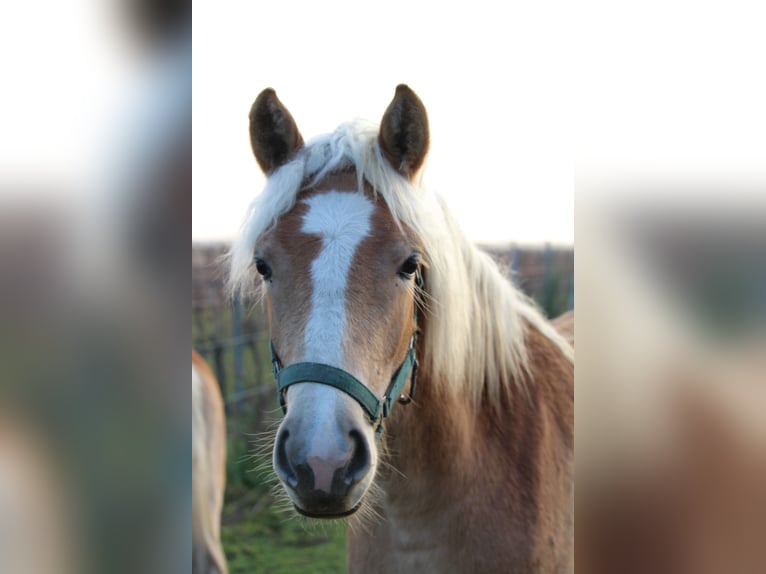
[345,429,370,484]
[274,429,297,487]
[294,462,315,491]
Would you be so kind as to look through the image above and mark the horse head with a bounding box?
[246,85,429,518]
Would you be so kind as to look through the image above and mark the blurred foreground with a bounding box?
[0,1,189,573]
[576,182,766,573]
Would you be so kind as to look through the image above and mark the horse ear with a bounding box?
[249,88,304,174]
[379,85,430,179]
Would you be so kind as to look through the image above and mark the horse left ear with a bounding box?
[379,85,430,179]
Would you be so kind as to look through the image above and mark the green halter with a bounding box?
[270,272,422,437]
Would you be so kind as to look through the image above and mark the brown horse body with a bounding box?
[231,85,573,573]
[192,350,228,574]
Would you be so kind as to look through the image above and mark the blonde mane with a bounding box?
[229,120,573,406]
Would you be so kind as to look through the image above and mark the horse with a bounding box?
[192,350,228,574]
[229,85,574,573]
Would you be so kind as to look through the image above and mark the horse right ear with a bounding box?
[379,84,430,180]
[249,89,304,174]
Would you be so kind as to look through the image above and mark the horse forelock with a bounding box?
[229,120,573,407]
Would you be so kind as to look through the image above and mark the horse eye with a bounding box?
[254,257,272,281]
[399,255,420,278]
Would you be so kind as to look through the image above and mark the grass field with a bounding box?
[217,392,348,573]
[221,464,347,574]
[222,506,346,573]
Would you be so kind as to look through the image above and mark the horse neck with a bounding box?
[381,365,479,485]
[379,314,574,509]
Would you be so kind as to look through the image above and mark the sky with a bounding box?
[192,2,574,246]
[193,1,765,246]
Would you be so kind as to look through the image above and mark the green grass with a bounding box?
[222,504,347,574]
[220,441,347,574]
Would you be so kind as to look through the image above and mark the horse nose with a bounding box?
[275,428,370,497]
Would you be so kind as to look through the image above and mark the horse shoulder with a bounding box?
[521,320,575,569]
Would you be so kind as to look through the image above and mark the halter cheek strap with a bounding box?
[270,272,422,438]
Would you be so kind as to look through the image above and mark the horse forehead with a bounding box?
[300,190,377,239]
[295,184,403,248]
[271,175,404,269]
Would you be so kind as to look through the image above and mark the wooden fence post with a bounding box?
[232,298,244,405]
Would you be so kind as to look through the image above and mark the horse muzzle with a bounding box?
[268,306,420,517]
[273,398,373,518]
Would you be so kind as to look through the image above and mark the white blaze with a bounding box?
[291,191,374,451]
[301,190,374,366]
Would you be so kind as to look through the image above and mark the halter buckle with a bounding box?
[397,356,418,405]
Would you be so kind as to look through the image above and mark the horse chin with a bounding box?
[284,484,369,520]
[293,500,363,520]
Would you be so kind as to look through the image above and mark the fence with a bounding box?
[192,242,573,413]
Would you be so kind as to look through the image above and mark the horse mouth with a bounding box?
[293,501,363,519]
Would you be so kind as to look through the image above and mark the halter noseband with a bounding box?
[270,272,422,438]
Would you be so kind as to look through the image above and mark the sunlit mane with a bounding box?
[229,120,573,405]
